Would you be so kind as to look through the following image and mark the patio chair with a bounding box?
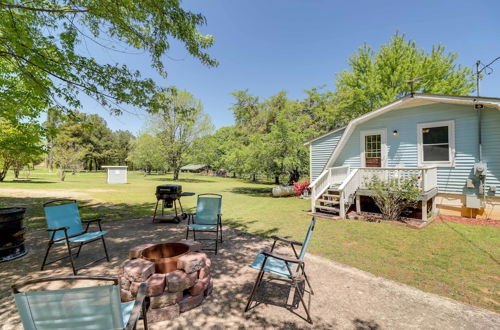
[185,194,223,254]
[12,275,148,330]
[244,217,316,323]
[41,199,110,275]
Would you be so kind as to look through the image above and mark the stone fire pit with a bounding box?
[119,240,213,323]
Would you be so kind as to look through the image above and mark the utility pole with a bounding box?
[475,56,500,97]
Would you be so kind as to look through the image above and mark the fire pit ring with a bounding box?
[141,242,190,273]
[120,240,213,323]
[0,207,28,263]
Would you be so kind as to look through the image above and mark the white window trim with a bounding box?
[417,120,455,167]
[360,129,387,167]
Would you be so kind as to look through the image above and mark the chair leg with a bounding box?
[219,221,223,243]
[214,229,218,255]
[101,235,110,262]
[40,241,53,271]
[185,227,190,240]
[142,299,148,330]
[193,229,196,241]
[245,268,266,312]
[294,281,312,323]
[65,240,77,275]
[75,242,84,258]
[301,265,314,295]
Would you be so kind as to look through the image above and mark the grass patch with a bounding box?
[0,169,499,312]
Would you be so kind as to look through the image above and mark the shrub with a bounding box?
[293,180,311,196]
[366,175,421,221]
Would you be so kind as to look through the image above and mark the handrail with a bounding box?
[309,169,328,188]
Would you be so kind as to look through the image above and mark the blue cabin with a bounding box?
[306,94,500,221]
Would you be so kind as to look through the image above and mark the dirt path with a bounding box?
[1,218,498,329]
[0,188,106,202]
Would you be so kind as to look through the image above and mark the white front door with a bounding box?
[361,129,387,167]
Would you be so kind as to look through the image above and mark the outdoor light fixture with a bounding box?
[393,130,398,136]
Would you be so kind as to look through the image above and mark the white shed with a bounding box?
[102,166,128,184]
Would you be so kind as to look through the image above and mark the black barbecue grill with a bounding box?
[152,185,194,223]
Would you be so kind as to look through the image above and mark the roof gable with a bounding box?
[324,94,500,169]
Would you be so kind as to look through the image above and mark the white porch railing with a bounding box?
[358,167,437,192]
[310,166,438,218]
[309,166,350,211]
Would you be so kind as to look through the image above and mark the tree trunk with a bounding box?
[13,166,20,179]
[288,169,300,185]
[173,168,180,180]
[60,168,66,181]
[252,173,256,182]
[275,175,280,185]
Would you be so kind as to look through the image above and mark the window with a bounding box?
[417,120,455,166]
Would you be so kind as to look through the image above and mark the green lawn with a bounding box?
[1,169,499,312]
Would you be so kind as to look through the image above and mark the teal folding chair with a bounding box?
[41,200,110,275]
[244,217,316,323]
[185,194,223,254]
[12,276,148,330]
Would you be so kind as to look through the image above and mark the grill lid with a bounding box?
[156,184,182,195]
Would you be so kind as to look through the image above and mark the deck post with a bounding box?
[431,197,436,219]
[339,196,346,218]
[422,199,428,221]
[355,194,361,214]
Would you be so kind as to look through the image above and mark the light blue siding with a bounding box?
[310,129,344,180]
[331,103,500,196]
[482,107,500,196]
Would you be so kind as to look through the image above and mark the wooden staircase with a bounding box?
[313,184,342,217]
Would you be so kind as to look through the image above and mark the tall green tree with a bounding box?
[127,133,164,173]
[148,88,214,180]
[0,120,44,181]
[334,33,475,125]
[0,0,217,124]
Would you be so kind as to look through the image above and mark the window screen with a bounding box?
[421,126,449,162]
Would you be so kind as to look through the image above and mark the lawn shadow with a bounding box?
[353,318,380,330]
[144,177,215,184]
[224,217,279,238]
[229,187,272,197]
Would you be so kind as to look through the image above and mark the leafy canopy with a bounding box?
[0,0,217,122]
[334,33,475,125]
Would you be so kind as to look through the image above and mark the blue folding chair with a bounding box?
[12,276,148,330]
[244,217,316,323]
[41,200,110,275]
[185,194,223,254]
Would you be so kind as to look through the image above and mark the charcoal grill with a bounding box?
[152,185,194,223]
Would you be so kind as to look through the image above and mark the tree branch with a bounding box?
[0,2,88,13]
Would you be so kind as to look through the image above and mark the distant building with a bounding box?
[180,164,209,173]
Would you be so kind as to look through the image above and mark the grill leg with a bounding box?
[152,200,160,223]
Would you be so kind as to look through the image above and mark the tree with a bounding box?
[127,133,164,173]
[0,0,217,126]
[334,33,475,125]
[112,130,135,166]
[0,120,44,181]
[148,88,214,180]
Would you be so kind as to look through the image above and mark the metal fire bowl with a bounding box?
[141,242,189,274]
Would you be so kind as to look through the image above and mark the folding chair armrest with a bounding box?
[262,250,303,265]
[46,226,68,232]
[81,217,103,224]
[125,282,147,330]
[271,236,303,246]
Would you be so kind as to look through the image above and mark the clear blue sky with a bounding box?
[79,0,500,134]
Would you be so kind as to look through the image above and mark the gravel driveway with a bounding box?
[1,218,498,329]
